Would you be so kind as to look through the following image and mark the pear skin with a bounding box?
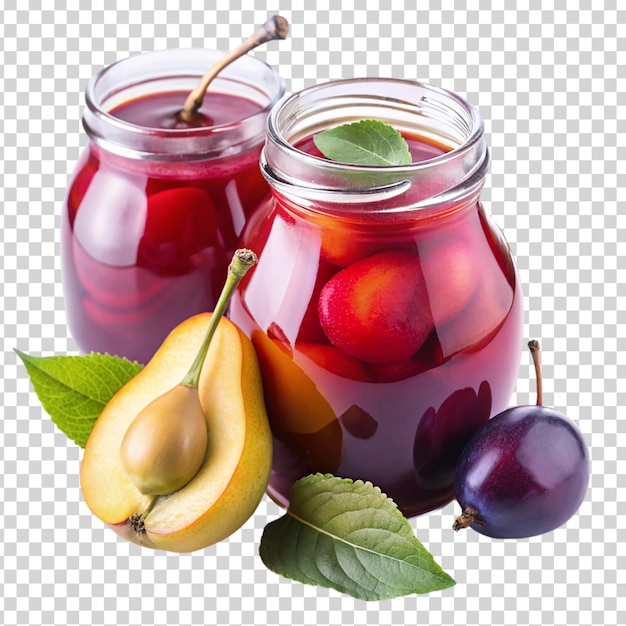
[80,313,272,553]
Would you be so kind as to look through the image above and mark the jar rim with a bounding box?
[262,77,490,214]
[266,77,484,174]
[83,48,285,161]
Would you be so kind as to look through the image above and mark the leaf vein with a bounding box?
[287,509,416,569]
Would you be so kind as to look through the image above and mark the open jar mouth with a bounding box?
[261,78,490,214]
[83,49,285,161]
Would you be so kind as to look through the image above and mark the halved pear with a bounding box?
[80,313,272,553]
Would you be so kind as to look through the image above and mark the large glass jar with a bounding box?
[230,78,524,517]
[62,49,284,364]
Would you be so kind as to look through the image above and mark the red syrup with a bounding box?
[230,130,523,516]
[62,90,270,364]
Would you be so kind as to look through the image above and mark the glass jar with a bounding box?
[62,49,285,364]
[230,78,524,517]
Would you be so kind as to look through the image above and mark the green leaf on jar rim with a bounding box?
[15,349,143,448]
[259,473,455,601]
[313,119,412,166]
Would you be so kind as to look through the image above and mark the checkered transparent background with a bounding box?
[1,1,623,625]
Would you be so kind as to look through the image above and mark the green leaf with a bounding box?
[313,119,412,166]
[15,349,143,448]
[260,473,455,601]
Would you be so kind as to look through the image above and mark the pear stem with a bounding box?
[528,339,543,406]
[178,15,289,123]
[181,249,258,388]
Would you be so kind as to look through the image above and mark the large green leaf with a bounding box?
[260,473,455,601]
[15,350,143,447]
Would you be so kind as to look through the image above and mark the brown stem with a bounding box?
[179,15,289,122]
[527,339,543,406]
[453,506,483,531]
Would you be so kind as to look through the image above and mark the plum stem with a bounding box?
[178,16,289,122]
[181,249,258,388]
[528,339,543,407]
[453,506,483,531]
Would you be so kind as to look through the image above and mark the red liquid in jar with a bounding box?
[62,90,269,364]
[109,90,260,129]
[231,130,523,516]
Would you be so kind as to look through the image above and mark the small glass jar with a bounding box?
[230,78,524,517]
[62,49,284,364]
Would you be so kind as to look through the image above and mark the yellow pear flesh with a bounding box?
[80,313,272,553]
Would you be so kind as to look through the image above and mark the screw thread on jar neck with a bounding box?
[82,48,285,163]
[261,78,489,220]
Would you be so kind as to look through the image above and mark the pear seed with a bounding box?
[119,384,208,496]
